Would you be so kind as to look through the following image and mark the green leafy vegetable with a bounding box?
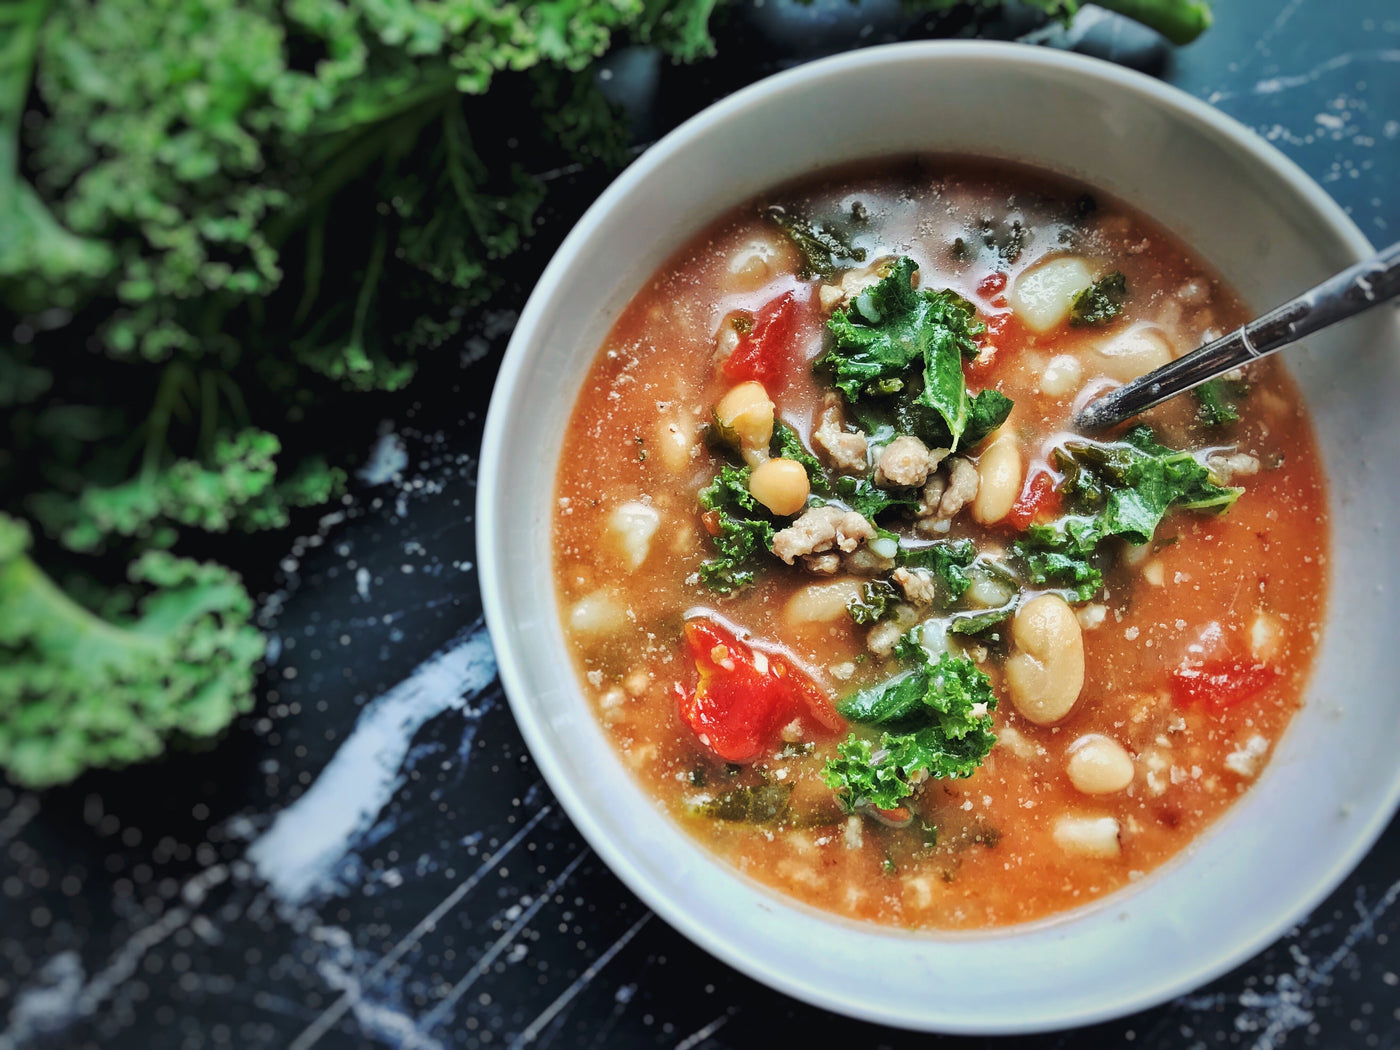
[1070,271,1128,326]
[765,205,866,278]
[1194,378,1244,426]
[911,0,1212,46]
[1013,426,1241,600]
[691,782,793,823]
[820,257,1006,451]
[963,389,1016,447]
[948,607,1015,636]
[771,421,830,497]
[823,647,998,812]
[847,580,900,625]
[0,514,264,787]
[0,0,721,784]
[832,474,917,521]
[697,465,778,594]
[897,540,978,603]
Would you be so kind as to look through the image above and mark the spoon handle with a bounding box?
[1075,239,1400,431]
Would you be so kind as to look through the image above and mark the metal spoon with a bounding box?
[1074,240,1400,431]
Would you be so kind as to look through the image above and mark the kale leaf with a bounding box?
[819,257,1001,451]
[764,205,866,278]
[0,514,264,787]
[896,539,979,603]
[823,646,998,812]
[697,465,779,594]
[1070,271,1128,326]
[948,607,1016,636]
[771,420,830,497]
[691,783,793,823]
[847,580,900,625]
[1194,378,1244,426]
[832,474,918,521]
[963,389,1016,447]
[0,0,724,785]
[1013,426,1241,601]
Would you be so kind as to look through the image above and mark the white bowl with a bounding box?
[478,41,1400,1033]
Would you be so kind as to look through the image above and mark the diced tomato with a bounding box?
[1005,471,1063,531]
[1169,660,1279,712]
[722,292,801,386]
[676,619,842,763]
[976,272,1008,298]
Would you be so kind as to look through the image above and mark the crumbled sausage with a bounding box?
[912,455,978,536]
[892,567,940,606]
[800,551,842,575]
[772,506,876,564]
[810,395,868,472]
[939,457,980,517]
[916,474,946,518]
[875,435,934,488]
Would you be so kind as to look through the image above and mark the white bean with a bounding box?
[972,435,1022,525]
[1052,815,1121,858]
[1090,325,1174,383]
[568,590,627,636]
[1040,354,1083,398]
[723,238,785,293]
[783,579,863,626]
[1009,256,1094,333]
[1065,734,1135,795]
[1249,610,1285,662]
[605,502,660,572]
[964,572,1016,610]
[1005,594,1085,725]
[655,411,696,474]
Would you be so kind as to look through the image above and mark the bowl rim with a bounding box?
[478,39,1390,1032]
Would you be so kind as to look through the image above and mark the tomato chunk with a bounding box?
[1005,471,1063,530]
[976,271,1008,298]
[722,292,801,386]
[1169,659,1279,712]
[677,619,841,763]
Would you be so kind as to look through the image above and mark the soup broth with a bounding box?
[552,157,1326,929]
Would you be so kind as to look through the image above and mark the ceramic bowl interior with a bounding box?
[478,41,1400,1033]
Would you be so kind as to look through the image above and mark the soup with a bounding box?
[551,158,1326,929]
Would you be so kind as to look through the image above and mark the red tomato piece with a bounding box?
[976,272,1008,298]
[676,620,841,763]
[1005,471,1063,531]
[722,292,801,386]
[1169,660,1279,712]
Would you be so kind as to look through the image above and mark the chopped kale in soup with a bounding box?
[553,158,1327,929]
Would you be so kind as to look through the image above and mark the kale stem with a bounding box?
[1096,0,1212,45]
[0,550,157,659]
[142,360,189,479]
[349,220,389,352]
[0,0,52,179]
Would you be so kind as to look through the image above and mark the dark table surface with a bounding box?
[3,2,1398,1048]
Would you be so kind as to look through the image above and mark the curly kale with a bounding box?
[0,514,264,786]
[823,645,998,813]
[1013,426,1241,600]
[1070,271,1128,326]
[697,465,779,594]
[0,0,722,785]
[819,257,1012,451]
